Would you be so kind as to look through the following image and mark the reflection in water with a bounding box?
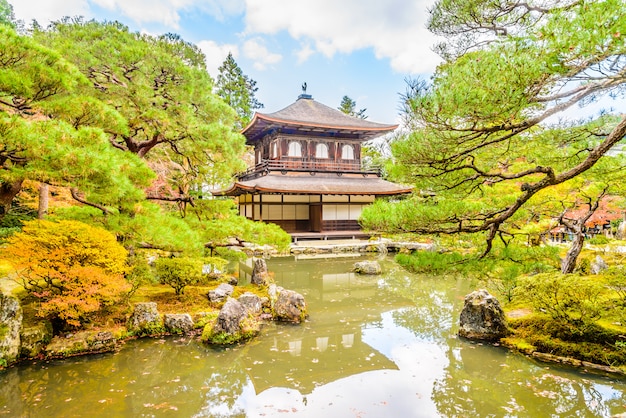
[1,255,626,417]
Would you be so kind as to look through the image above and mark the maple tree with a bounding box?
[2,220,130,328]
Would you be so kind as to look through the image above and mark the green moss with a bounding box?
[194,311,218,329]
[508,315,626,367]
[127,321,166,337]
[500,336,535,354]
[0,324,8,340]
[200,315,260,345]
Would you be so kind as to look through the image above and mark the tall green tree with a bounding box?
[32,21,289,254]
[338,95,367,119]
[0,25,151,218]
[0,0,15,27]
[361,0,626,271]
[35,21,247,205]
[215,52,263,128]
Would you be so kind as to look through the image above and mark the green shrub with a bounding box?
[588,234,610,245]
[519,273,605,326]
[125,255,157,299]
[155,257,222,295]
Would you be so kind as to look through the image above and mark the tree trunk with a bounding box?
[0,179,24,219]
[38,183,49,219]
[561,229,585,274]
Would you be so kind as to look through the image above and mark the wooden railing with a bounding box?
[238,159,380,180]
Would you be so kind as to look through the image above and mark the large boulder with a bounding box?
[274,289,307,323]
[0,293,22,366]
[127,302,164,336]
[251,258,271,286]
[44,330,118,358]
[164,313,194,334]
[238,292,263,315]
[208,283,234,303]
[20,321,53,358]
[353,260,382,275]
[202,298,260,345]
[458,289,508,342]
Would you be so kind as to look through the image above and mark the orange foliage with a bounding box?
[2,220,130,328]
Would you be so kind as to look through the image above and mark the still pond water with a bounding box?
[2,255,626,417]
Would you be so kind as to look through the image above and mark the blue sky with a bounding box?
[11,0,442,124]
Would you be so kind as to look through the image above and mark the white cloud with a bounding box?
[197,40,239,77]
[295,42,315,64]
[10,0,91,26]
[243,0,442,74]
[242,37,282,71]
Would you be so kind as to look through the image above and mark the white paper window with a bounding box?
[316,143,329,159]
[288,141,302,157]
[342,144,355,160]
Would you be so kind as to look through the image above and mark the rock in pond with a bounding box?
[0,292,22,366]
[20,321,53,358]
[44,331,118,358]
[202,298,260,345]
[128,302,164,336]
[164,313,194,334]
[353,260,382,275]
[208,283,234,303]
[251,258,271,286]
[458,289,508,342]
[274,288,307,323]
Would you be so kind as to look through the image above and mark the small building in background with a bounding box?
[219,93,412,236]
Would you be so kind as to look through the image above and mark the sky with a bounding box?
[10,0,443,125]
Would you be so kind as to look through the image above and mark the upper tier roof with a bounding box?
[242,95,398,144]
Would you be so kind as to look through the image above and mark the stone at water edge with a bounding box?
[251,258,272,286]
[208,283,234,303]
[273,289,307,323]
[20,321,53,358]
[458,289,508,342]
[203,297,261,345]
[0,292,22,366]
[214,298,248,335]
[164,313,194,334]
[128,302,164,335]
[353,260,382,275]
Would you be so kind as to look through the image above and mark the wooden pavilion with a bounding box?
[219,93,412,235]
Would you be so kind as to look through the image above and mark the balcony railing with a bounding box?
[238,159,380,180]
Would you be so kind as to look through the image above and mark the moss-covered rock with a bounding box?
[44,330,119,358]
[163,313,194,335]
[201,298,260,345]
[127,302,165,336]
[19,320,53,358]
[273,288,307,323]
[0,292,22,367]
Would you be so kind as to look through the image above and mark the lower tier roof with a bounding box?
[217,172,413,196]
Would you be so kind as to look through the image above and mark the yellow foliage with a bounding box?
[1,220,130,328]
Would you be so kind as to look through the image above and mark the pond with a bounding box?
[1,255,626,417]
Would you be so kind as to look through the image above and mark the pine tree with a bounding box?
[215,52,263,128]
[338,95,367,119]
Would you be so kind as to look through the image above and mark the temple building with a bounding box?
[219,93,412,235]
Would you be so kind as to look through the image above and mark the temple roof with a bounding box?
[218,173,413,196]
[242,96,398,143]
